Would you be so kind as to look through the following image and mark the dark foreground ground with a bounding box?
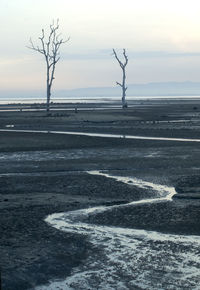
[0,99,200,289]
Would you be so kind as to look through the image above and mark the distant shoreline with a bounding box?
[1,95,200,105]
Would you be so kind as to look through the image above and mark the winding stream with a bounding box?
[35,171,200,290]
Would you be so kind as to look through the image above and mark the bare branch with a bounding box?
[123,48,128,66]
[116,82,123,87]
[113,49,123,68]
[113,48,128,68]
[27,38,44,54]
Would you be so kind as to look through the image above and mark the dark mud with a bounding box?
[1,171,153,290]
[1,205,89,290]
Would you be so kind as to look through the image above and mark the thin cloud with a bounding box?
[61,49,200,61]
[128,51,200,58]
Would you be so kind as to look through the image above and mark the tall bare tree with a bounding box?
[113,48,128,108]
[28,19,69,113]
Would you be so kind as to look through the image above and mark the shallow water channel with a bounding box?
[35,171,200,290]
[2,128,200,143]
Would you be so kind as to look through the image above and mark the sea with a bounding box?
[1,95,200,104]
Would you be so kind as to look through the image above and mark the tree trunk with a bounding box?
[46,84,51,113]
[122,68,127,109]
[122,89,127,108]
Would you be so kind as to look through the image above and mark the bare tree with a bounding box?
[28,19,69,113]
[112,48,128,108]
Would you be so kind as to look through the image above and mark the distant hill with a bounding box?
[1,81,200,99]
[57,81,200,97]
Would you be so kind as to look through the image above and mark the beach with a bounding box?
[1,98,200,289]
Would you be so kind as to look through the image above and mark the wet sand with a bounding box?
[0,99,200,289]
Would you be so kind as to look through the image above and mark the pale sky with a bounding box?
[1,0,200,94]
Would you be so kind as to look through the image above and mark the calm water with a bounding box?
[1,95,200,104]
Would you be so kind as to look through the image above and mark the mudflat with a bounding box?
[0,98,200,289]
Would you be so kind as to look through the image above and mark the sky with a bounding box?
[1,0,200,96]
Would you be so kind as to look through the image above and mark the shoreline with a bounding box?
[1,96,200,110]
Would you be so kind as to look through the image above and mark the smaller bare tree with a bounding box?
[113,48,128,108]
[28,19,69,113]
